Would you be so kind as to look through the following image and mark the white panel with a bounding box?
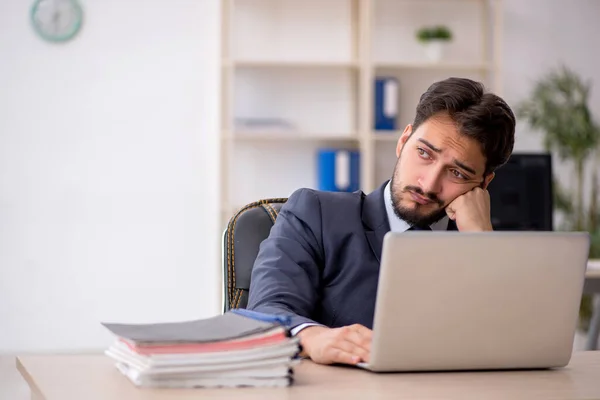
[233,0,354,62]
[383,79,399,117]
[335,150,351,190]
[0,0,221,352]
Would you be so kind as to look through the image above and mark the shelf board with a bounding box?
[374,61,492,72]
[224,59,360,69]
[372,133,401,142]
[223,60,490,71]
[224,132,360,142]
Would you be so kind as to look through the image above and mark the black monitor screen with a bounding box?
[487,153,553,231]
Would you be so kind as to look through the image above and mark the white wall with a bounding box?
[503,0,600,205]
[0,0,221,352]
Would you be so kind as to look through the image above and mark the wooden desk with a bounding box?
[16,352,600,400]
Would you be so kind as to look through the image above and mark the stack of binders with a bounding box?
[102,310,300,388]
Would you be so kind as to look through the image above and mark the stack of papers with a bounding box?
[101,311,300,388]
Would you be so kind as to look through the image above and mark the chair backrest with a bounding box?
[222,198,287,312]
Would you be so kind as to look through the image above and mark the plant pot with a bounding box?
[422,40,448,63]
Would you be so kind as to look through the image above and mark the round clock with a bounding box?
[30,0,83,43]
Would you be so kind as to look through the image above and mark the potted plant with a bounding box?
[416,25,453,63]
[517,65,600,336]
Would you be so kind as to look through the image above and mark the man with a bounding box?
[246,77,516,366]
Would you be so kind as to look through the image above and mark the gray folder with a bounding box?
[102,312,280,344]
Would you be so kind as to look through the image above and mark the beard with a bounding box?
[390,160,448,227]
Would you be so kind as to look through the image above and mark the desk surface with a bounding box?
[16,352,600,400]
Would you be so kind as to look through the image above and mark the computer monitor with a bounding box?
[487,153,553,231]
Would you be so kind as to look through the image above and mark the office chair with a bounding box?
[222,198,287,312]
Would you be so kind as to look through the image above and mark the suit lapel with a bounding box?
[362,182,390,263]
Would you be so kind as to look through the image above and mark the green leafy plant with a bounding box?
[517,65,600,332]
[416,25,453,43]
[517,65,600,234]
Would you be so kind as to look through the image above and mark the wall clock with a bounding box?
[30,0,83,43]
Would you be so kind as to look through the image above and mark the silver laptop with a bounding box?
[359,231,590,372]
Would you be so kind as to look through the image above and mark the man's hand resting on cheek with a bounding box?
[297,324,372,365]
[445,187,494,232]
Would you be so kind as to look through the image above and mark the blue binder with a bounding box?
[374,77,399,131]
[317,149,360,192]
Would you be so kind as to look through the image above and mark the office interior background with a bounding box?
[1,0,599,379]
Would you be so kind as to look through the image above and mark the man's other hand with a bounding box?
[297,324,372,365]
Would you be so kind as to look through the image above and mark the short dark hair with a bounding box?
[412,77,516,175]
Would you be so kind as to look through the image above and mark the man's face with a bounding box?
[391,113,494,226]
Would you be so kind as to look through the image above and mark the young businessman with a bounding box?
[246,77,516,366]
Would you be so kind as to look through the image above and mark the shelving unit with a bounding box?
[227,60,361,68]
[219,0,502,228]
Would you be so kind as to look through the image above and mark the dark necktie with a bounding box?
[408,225,432,231]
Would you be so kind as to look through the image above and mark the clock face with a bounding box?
[30,0,83,42]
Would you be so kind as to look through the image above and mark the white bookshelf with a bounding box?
[220,0,502,228]
[374,62,492,71]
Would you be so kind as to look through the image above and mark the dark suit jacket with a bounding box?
[246,181,457,329]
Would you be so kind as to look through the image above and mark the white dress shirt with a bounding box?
[290,181,448,335]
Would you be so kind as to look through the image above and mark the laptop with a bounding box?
[359,231,590,372]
